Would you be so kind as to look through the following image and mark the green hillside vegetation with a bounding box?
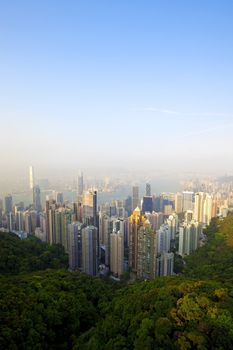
[1,214,233,349]
[0,270,116,350]
[0,231,68,274]
[184,215,233,281]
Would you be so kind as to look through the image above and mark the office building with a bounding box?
[56,192,64,204]
[142,196,153,213]
[68,222,84,271]
[5,194,13,214]
[82,190,98,226]
[132,186,139,211]
[29,165,35,190]
[146,183,151,196]
[33,186,42,212]
[77,172,84,198]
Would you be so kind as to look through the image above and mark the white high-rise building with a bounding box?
[156,252,174,277]
[167,214,179,240]
[178,221,202,256]
[156,224,171,254]
[194,192,215,226]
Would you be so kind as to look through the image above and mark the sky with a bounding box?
[1,0,233,178]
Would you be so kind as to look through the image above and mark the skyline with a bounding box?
[1,1,233,173]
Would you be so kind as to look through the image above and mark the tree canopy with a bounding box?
[0,231,68,274]
[1,215,233,349]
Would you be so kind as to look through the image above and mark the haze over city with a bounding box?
[1,0,233,182]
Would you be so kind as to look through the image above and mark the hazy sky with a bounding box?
[1,0,233,176]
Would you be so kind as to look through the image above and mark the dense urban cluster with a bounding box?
[0,167,232,280]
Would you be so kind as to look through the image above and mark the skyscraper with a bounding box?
[128,207,156,278]
[77,172,84,198]
[156,252,174,277]
[110,230,124,277]
[142,183,153,213]
[68,222,84,271]
[182,191,194,212]
[129,207,145,273]
[194,192,214,226]
[203,194,214,225]
[56,192,64,204]
[99,213,113,266]
[93,190,98,227]
[132,186,139,211]
[136,221,156,280]
[33,186,42,212]
[5,194,13,214]
[29,165,34,190]
[142,196,153,213]
[146,211,164,231]
[167,214,179,241]
[146,183,151,196]
[82,226,98,276]
[178,221,202,256]
[175,192,183,213]
[194,192,206,223]
[82,190,98,226]
[156,224,171,255]
[15,208,24,231]
[0,199,3,227]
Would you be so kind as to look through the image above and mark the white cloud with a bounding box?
[143,107,179,115]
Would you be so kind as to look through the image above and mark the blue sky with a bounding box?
[0,0,233,174]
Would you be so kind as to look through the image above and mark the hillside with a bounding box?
[1,215,233,349]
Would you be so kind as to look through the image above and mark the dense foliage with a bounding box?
[1,215,233,349]
[77,277,233,350]
[0,231,68,274]
[184,216,233,281]
[0,270,115,349]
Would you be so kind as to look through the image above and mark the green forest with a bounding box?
[1,215,233,349]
